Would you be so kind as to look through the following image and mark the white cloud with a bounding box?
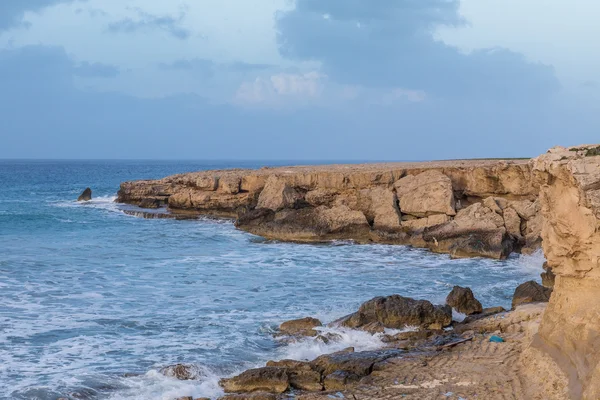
[234,71,325,106]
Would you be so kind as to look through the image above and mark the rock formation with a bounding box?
[522,145,600,400]
[511,280,552,309]
[446,286,483,315]
[117,160,539,259]
[77,187,92,201]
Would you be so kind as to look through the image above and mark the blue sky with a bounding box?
[1,0,599,160]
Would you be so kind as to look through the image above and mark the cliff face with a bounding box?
[118,160,540,259]
[523,145,600,399]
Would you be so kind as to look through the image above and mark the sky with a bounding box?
[0,0,599,160]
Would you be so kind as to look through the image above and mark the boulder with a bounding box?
[219,393,277,400]
[512,281,553,309]
[77,187,92,201]
[159,364,202,380]
[483,197,503,214]
[365,187,402,231]
[422,202,513,259]
[278,317,322,338]
[218,176,241,194]
[445,286,483,315]
[394,170,456,217]
[304,188,338,207]
[220,367,289,394]
[339,295,452,330]
[309,348,403,378]
[256,176,302,211]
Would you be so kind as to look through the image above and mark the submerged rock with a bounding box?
[446,286,483,315]
[339,295,452,330]
[512,281,552,309]
[77,187,92,201]
[278,317,322,338]
[159,364,202,380]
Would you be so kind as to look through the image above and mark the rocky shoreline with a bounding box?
[116,144,600,399]
[163,281,552,400]
[118,159,542,259]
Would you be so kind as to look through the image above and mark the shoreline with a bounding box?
[114,144,600,399]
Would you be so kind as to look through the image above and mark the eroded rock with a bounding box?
[220,367,289,394]
[339,295,452,330]
[278,317,322,338]
[77,188,92,201]
[159,364,202,380]
[512,281,552,309]
[394,170,456,217]
[446,286,483,315]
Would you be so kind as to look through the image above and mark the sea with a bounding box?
[0,160,545,400]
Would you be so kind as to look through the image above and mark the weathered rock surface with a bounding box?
[446,286,483,315]
[541,262,555,288]
[77,187,92,201]
[339,295,452,330]
[522,144,600,399]
[394,170,456,217]
[117,159,541,259]
[278,317,322,338]
[511,281,553,309]
[220,367,289,394]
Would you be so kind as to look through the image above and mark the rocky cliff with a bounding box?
[118,159,540,259]
[521,145,600,399]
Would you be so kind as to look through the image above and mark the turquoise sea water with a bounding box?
[0,160,545,400]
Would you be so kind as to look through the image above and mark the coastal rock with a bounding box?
[218,176,241,194]
[339,295,452,330]
[323,370,360,390]
[512,281,553,309]
[445,286,483,315]
[220,367,289,394]
[77,187,92,201]
[265,360,322,391]
[366,187,402,231]
[309,348,403,378]
[278,317,322,338]
[394,170,456,217]
[256,176,302,211]
[219,393,277,400]
[483,196,503,214]
[402,214,450,231]
[422,202,513,259]
[235,205,370,242]
[159,364,202,380]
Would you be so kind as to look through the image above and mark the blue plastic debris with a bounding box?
[489,335,505,343]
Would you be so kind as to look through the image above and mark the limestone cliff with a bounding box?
[117,160,539,259]
[521,145,600,400]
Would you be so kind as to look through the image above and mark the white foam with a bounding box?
[514,249,546,275]
[109,369,223,400]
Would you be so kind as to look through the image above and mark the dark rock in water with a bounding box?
[512,281,553,309]
[278,317,322,338]
[446,286,483,315]
[220,366,290,394]
[541,262,555,288]
[159,364,202,380]
[339,295,452,330]
[77,188,92,201]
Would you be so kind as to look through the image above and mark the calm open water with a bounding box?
[0,160,544,400]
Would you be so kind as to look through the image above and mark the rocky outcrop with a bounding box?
[77,187,92,201]
[511,281,552,309]
[159,364,202,380]
[522,145,600,400]
[338,295,452,330]
[117,160,540,259]
[220,367,290,394]
[278,317,322,338]
[446,286,483,315]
